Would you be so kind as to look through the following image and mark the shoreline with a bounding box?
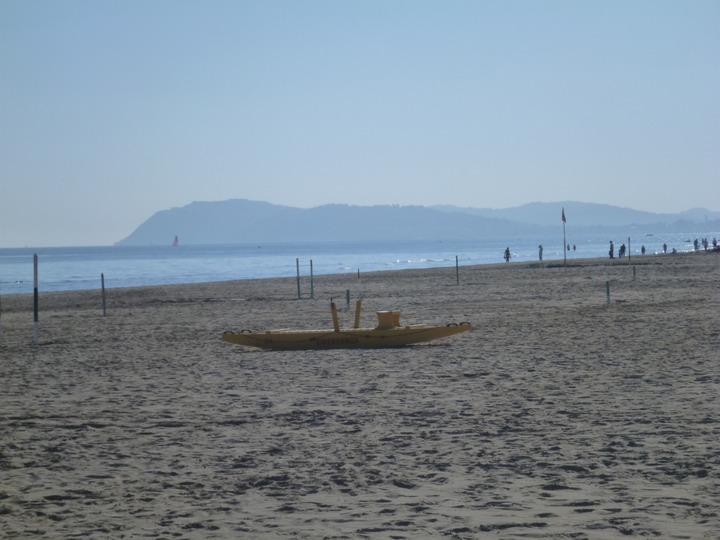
[1,249,716,309]
[2,235,717,298]
[1,250,718,538]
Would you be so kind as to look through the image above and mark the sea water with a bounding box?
[0,232,715,295]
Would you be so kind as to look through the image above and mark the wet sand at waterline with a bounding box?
[1,252,718,539]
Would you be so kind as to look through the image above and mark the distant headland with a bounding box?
[115,199,720,246]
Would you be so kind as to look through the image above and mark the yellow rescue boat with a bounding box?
[222,300,472,350]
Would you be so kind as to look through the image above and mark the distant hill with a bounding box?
[115,199,720,246]
[431,202,720,227]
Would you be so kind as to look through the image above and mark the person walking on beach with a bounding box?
[504,247,511,262]
[538,244,543,261]
[609,241,615,259]
[663,242,667,254]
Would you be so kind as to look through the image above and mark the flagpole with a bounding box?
[562,207,567,267]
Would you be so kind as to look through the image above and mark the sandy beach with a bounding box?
[1,252,718,539]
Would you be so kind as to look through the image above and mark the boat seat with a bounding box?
[376,310,401,330]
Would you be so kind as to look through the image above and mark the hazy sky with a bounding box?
[2,1,718,247]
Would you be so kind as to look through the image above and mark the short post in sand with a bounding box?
[296,258,301,299]
[310,260,314,299]
[606,280,610,305]
[455,255,459,285]
[33,254,39,345]
[628,237,631,264]
[101,273,107,316]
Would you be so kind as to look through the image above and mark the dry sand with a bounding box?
[1,252,718,539]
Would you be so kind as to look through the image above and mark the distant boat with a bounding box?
[172,235,179,247]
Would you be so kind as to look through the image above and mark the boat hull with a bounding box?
[222,323,472,350]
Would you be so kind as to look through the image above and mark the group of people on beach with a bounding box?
[503,236,719,263]
[608,237,719,259]
[694,238,716,251]
[608,241,628,259]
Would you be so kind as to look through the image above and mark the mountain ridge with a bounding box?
[115,199,720,246]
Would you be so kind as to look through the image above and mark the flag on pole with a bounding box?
[562,207,566,223]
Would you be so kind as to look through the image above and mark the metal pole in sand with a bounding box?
[310,260,314,299]
[296,258,301,299]
[456,256,459,285]
[101,273,107,316]
[606,281,610,305]
[33,254,39,345]
[628,237,631,264]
